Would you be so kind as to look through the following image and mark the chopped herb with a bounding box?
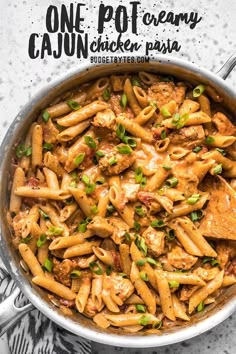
[65,197,74,205]
[39,209,49,220]
[138,315,150,326]
[135,237,148,256]
[55,123,64,131]
[213,163,222,175]
[116,123,126,140]
[172,113,189,129]
[106,265,112,276]
[205,136,215,144]
[96,150,105,158]
[187,194,201,205]
[133,221,141,232]
[135,167,143,183]
[190,210,204,222]
[71,171,79,182]
[160,129,167,139]
[135,205,146,217]
[107,204,116,214]
[197,301,205,312]
[193,146,202,153]
[16,144,32,158]
[89,262,103,275]
[43,258,53,272]
[91,205,98,214]
[146,257,160,267]
[162,165,172,170]
[122,136,137,148]
[124,232,131,242]
[84,136,97,149]
[81,175,96,194]
[169,280,179,288]
[108,156,117,165]
[166,177,179,188]
[74,152,85,166]
[149,101,158,108]
[78,217,91,233]
[43,143,54,150]
[119,273,128,278]
[37,234,47,248]
[171,113,181,126]
[202,257,220,267]
[25,147,32,156]
[140,271,149,281]
[67,100,81,110]
[70,270,81,278]
[193,84,205,98]
[47,226,63,236]
[152,320,163,329]
[120,93,128,110]
[81,174,90,185]
[211,259,220,267]
[140,177,147,187]
[136,304,146,313]
[102,88,111,101]
[21,235,32,244]
[136,259,146,266]
[96,177,105,185]
[166,229,175,241]
[151,219,166,228]
[117,145,133,154]
[216,148,226,156]
[160,107,171,117]
[131,77,141,87]
[92,155,98,165]
[42,111,50,122]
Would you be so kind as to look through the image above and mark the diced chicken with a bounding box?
[212,112,236,136]
[142,226,165,257]
[225,258,236,276]
[42,119,60,144]
[168,125,205,147]
[148,82,186,107]
[137,192,162,214]
[216,241,236,268]
[179,285,198,301]
[87,216,114,238]
[109,217,130,244]
[93,109,116,130]
[167,246,198,270]
[193,267,220,281]
[98,143,135,175]
[106,272,134,301]
[52,259,73,287]
[111,75,127,91]
[122,183,140,202]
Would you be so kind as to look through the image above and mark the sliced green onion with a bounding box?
[124,232,131,242]
[136,259,146,266]
[117,145,133,155]
[85,184,96,194]
[140,271,149,281]
[149,101,158,108]
[21,235,32,244]
[39,209,49,220]
[152,320,163,329]
[107,204,116,214]
[197,301,205,312]
[135,237,148,256]
[151,219,165,228]
[136,304,146,312]
[193,84,205,98]
[106,265,113,275]
[146,257,160,267]
[135,167,143,183]
[78,217,91,233]
[160,107,171,117]
[160,129,167,139]
[205,136,215,144]
[37,234,47,248]
[138,315,150,326]
[84,136,97,149]
[16,144,27,158]
[190,210,204,222]
[215,148,226,156]
[102,88,111,101]
[187,194,201,205]
[193,146,202,153]
[70,270,81,278]
[89,262,103,275]
[119,273,128,278]
[116,123,126,140]
[82,174,90,185]
[169,280,179,288]
[166,229,175,241]
[202,257,220,267]
[133,221,141,232]
[211,259,220,267]
[42,111,50,122]
[213,163,222,175]
[91,205,98,214]
[96,177,105,185]
[108,156,117,165]
[96,150,105,158]
[25,147,32,156]
[43,258,53,272]
[67,100,81,110]
[172,113,189,129]
[120,93,128,110]
[48,226,63,236]
[71,171,79,182]
[131,77,141,87]
[202,256,213,264]
[162,165,172,170]
[166,177,179,188]
[122,136,137,148]
[74,152,85,166]
[140,177,147,187]
[43,143,54,150]
[135,205,146,217]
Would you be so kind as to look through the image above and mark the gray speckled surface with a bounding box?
[0,0,236,353]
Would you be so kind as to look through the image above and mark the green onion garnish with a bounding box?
[39,209,49,220]
[117,145,133,154]
[140,271,149,281]
[108,156,117,166]
[197,301,205,312]
[124,232,131,242]
[215,148,226,156]
[149,101,158,108]
[190,210,204,222]
[89,262,103,275]
[146,257,160,267]
[37,234,47,248]
[135,167,143,183]
[116,123,126,140]
[48,226,64,236]
[136,259,146,266]
[138,315,150,326]
[106,265,113,275]
[135,205,146,217]
[161,107,171,117]
[107,204,116,214]
[122,136,137,148]
[205,136,215,144]
[43,258,53,272]
[131,78,141,87]
[160,129,167,139]
[193,146,202,153]
[70,270,81,278]
[187,194,201,205]
[102,88,111,101]
[43,143,54,150]
[25,147,32,156]
[67,100,80,110]
[136,304,146,312]
[21,235,32,244]
[135,237,148,256]
[120,93,128,110]
[166,229,175,241]
[162,165,172,170]
[84,136,97,149]
[96,150,105,158]
[119,273,128,278]
[166,177,179,188]
[42,111,50,122]
[74,152,85,166]
[193,84,205,98]
[172,113,189,129]
[169,280,179,288]
[213,163,222,175]
[151,219,165,228]
[16,144,32,158]
[202,257,220,267]
[91,205,98,214]
[134,221,141,232]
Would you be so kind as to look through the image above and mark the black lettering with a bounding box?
[74,3,85,33]
[97,4,113,34]
[41,33,52,59]
[46,6,59,33]
[115,6,128,33]
[61,4,74,33]
[130,1,140,34]
[77,33,88,58]
[28,33,39,59]
[53,33,62,58]
[64,33,75,56]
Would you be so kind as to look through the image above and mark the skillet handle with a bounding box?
[217,52,236,79]
[0,287,34,336]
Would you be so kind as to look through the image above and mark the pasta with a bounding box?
[9,72,236,334]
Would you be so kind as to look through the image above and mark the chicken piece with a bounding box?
[52,259,73,287]
[92,109,116,130]
[193,267,220,281]
[199,176,236,240]
[42,119,60,144]
[212,112,236,136]
[109,217,130,244]
[111,75,127,91]
[225,258,236,276]
[122,183,140,202]
[142,227,165,257]
[215,241,236,268]
[148,82,186,107]
[168,125,205,147]
[179,285,198,301]
[83,296,100,318]
[167,246,198,270]
[87,216,114,238]
[105,272,134,301]
[137,192,162,214]
[72,254,96,269]
[98,143,135,176]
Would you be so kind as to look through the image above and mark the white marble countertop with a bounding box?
[0,0,236,353]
